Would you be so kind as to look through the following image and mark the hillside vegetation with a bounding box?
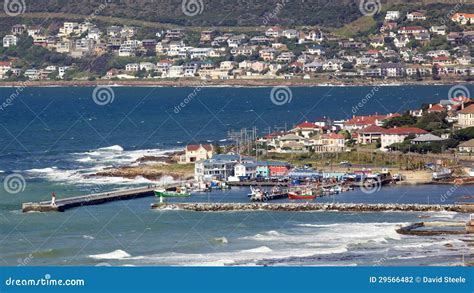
[7,0,469,28]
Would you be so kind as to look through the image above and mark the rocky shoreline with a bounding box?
[151,202,474,213]
[1,79,472,88]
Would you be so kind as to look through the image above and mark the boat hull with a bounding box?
[154,191,191,198]
[288,193,316,200]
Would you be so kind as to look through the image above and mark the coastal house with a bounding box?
[200,30,215,42]
[457,104,474,128]
[410,133,445,145]
[380,63,406,77]
[234,162,257,179]
[0,61,12,79]
[292,122,321,138]
[430,26,447,36]
[458,139,474,153]
[406,11,426,22]
[451,13,474,25]
[11,24,26,35]
[385,11,400,21]
[276,134,308,153]
[357,125,385,145]
[314,133,346,153]
[194,154,241,181]
[3,35,17,48]
[255,161,291,177]
[344,114,400,131]
[380,127,428,150]
[181,144,214,164]
[398,26,427,35]
[267,162,292,177]
[265,27,283,38]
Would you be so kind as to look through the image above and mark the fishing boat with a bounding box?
[154,187,191,198]
[288,187,316,200]
[249,186,267,202]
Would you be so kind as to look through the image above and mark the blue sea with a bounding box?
[1,85,473,266]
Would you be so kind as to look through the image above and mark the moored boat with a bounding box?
[154,187,191,198]
[288,187,316,200]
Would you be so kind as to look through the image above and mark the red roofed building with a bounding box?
[0,61,12,78]
[180,144,214,163]
[344,113,400,130]
[357,125,386,145]
[293,121,322,138]
[427,104,445,113]
[451,13,474,25]
[381,127,428,150]
[314,133,346,153]
[432,56,451,65]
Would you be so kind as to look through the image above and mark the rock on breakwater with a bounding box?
[151,203,474,213]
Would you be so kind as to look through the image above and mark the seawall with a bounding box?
[151,203,474,213]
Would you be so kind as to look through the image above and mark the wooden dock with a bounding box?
[22,183,183,213]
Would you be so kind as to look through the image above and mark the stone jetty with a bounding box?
[151,202,474,213]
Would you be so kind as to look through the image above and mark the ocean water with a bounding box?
[0,85,473,266]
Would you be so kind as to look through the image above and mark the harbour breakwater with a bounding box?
[151,203,474,213]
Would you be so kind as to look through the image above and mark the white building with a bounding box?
[3,35,17,48]
[385,11,400,21]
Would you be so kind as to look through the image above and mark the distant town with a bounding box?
[0,10,473,83]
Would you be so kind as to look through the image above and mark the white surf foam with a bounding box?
[89,249,131,260]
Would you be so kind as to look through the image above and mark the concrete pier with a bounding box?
[22,183,182,213]
[151,202,474,213]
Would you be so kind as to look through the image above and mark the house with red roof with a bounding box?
[180,144,214,164]
[311,133,346,153]
[344,113,400,130]
[357,125,386,145]
[0,61,12,79]
[451,13,474,25]
[380,127,428,150]
[292,121,322,138]
[426,104,445,113]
